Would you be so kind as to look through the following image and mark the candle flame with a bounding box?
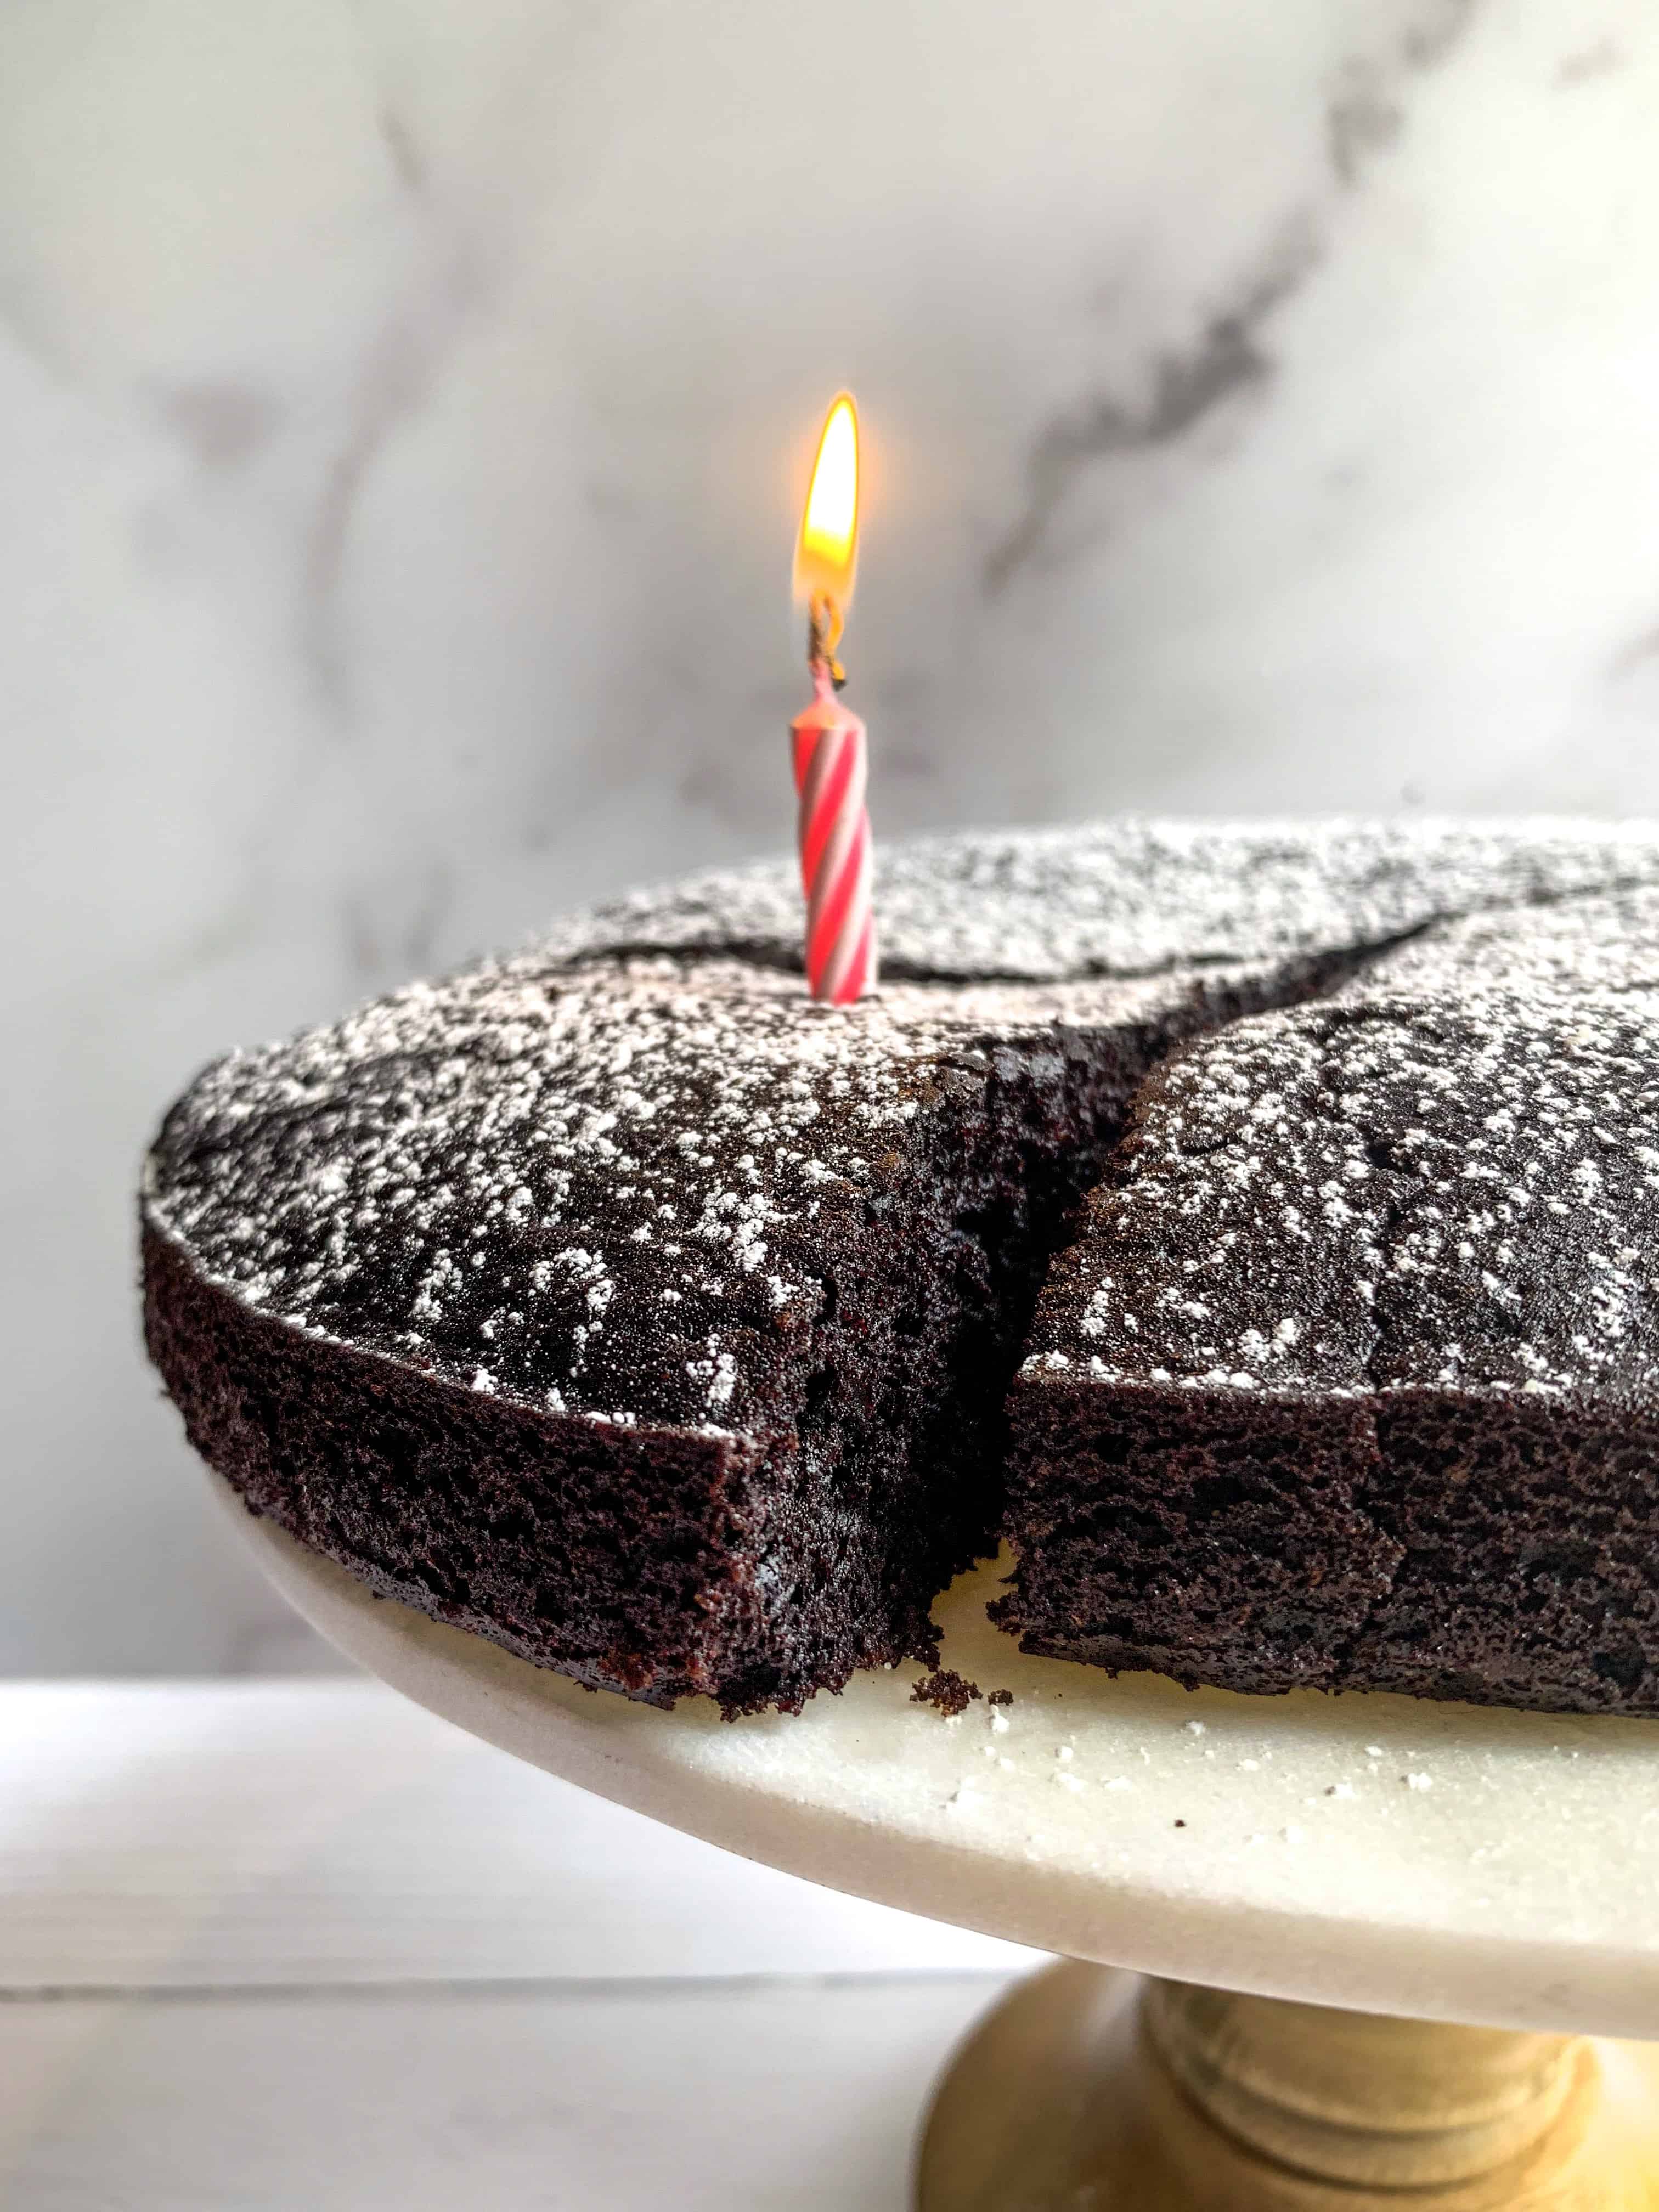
[793,391,859,610]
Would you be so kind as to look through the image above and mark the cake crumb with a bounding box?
[911,1668,981,1717]
[1405,1771,1434,1791]
[986,1689,1014,1706]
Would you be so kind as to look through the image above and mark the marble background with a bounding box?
[6,0,1659,1672]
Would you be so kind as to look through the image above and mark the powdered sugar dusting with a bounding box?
[1028,885,1659,1402]
[545,819,1659,981]
[145,950,1229,1429]
[146,821,1659,1436]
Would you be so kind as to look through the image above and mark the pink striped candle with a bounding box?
[791,665,877,1005]
[791,393,876,1004]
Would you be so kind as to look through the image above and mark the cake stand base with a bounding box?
[916,1964,1659,2210]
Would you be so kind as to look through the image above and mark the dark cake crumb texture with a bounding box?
[911,1668,983,1717]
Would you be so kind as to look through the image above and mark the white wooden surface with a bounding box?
[0,1683,1033,2209]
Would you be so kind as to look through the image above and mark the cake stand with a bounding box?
[213,1470,1659,2209]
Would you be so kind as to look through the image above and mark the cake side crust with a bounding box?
[142,1215,785,1708]
[992,1378,1397,1694]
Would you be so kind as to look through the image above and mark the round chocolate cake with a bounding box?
[142,821,1659,1717]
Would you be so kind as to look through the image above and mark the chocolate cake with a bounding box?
[142,821,1659,1716]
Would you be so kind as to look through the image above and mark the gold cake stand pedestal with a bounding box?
[918,1963,1659,2210]
[213,1478,1659,2211]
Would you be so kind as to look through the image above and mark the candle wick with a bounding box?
[807,591,847,692]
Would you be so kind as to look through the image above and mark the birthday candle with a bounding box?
[792,665,875,1004]
[791,392,877,1005]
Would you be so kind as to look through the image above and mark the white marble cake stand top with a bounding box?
[212,1471,1659,2041]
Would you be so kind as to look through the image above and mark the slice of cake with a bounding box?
[142,821,1659,1714]
[1001,887,1659,1712]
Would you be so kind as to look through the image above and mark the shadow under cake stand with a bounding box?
[213,1470,1659,2209]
